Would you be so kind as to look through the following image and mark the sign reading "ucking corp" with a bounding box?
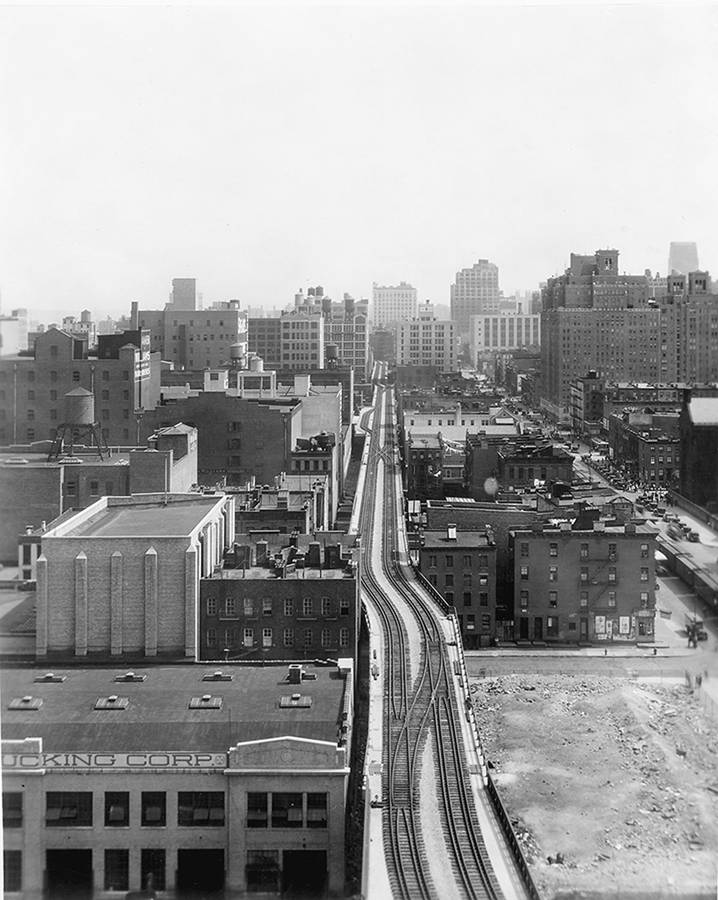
[2,752,228,770]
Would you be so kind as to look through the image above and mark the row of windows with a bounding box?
[2,849,162,893]
[206,597,351,617]
[4,790,330,833]
[207,626,350,649]
[520,542,649,559]
[0,367,132,380]
[518,590,651,609]
[426,580,490,606]
[519,565,648,583]
[427,554,490,568]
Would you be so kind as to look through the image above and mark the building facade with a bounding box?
[371,282,418,329]
[510,521,657,644]
[0,328,161,447]
[199,534,361,665]
[450,260,500,337]
[1,660,352,898]
[419,524,497,648]
[468,314,540,361]
[35,493,235,659]
[395,313,455,373]
[679,392,718,511]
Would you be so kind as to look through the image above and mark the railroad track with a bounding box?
[360,383,504,900]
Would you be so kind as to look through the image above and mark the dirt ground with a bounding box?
[470,674,718,899]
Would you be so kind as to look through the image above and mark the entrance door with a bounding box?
[533,617,543,640]
[177,849,225,896]
[518,617,529,640]
[281,850,327,897]
[580,617,588,640]
[46,850,93,900]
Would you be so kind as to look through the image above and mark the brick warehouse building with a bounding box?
[509,520,657,644]
[35,493,235,660]
[1,660,353,898]
[199,533,361,666]
[0,327,161,447]
[418,524,497,648]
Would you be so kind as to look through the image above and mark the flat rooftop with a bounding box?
[213,565,350,581]
[0,453,132,470]
[422,530,493,548]
[0,663,346,751]
[63,498,221,538]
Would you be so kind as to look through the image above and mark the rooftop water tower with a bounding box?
[47,387,110,461]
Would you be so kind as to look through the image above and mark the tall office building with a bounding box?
[541,248,718,419]
[170,277,197,310]
[450,259,500,338]
[372,282,418,328]
[668,242,699,275]
[395,306,455,373]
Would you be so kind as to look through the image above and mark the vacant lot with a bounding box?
[470,675,718,899]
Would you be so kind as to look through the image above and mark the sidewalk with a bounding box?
[466,645,693,659]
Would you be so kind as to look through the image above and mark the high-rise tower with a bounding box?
[668,242,699,275]
[450,259,500,338]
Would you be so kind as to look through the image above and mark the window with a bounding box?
[429,573,437,586]
[27,371,35,382]
[549,543,558,557]
[263,598,272,617]
[463,555,472,568]
[445,555,454,567]
[549,591,558,608]
[27,389,35,401]
[640,567,649,582]
[520,542,529,557]
[262,627,272,648]
[226,596,236,616]
[463,573,472,587]
[608,567,617,583]
[46,791,93,826]
[141,849,165,891]
[519,590,528,610]
[340,599,349,616]
[243,627,254,648]
[72,371,80,382]
[640,592,649,608]
[104,849,129,891]
[207,597,217,616]
[445,574,454,587]
[321,597,332,617]
[141,792,166,826]
[102,370,110,381]
[549,566,558,582]
[3,792,22,828]
[105,792,129,826]
[101,389,109,401]
[580,567,589,583]
[284,598,294,617]
[320,628,331,648]
[178,792,225,826]
[429,554,437,567]
[608,591,617,607]
[307,793,327,828]
[520,566,529,580]
[283,627,294,647]
[339,627,349,648]
[247,792,269,828]
[4,851,22,892]
[50,370,58,381]
[640,543,649,559]
[303,628,312,648]
[579,591,588,608]
[271,792,302,828]
[206,628,217,648]
[580,543,589,559]
[89,480,99,495]
[302,597,313,617]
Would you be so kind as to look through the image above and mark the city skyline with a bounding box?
[2,3,717,322]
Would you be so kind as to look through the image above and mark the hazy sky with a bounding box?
[1,1,717,323]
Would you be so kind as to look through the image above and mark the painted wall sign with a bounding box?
[2,751,227,770]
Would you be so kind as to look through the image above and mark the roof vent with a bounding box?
[288,664,303,684]
[9,696,42,710]
[447,523,457,540]
[95,696,129,710]
[203,670,232,681]
[189,695,223,709]
[115,671,146,683]
[35,672,66,683]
